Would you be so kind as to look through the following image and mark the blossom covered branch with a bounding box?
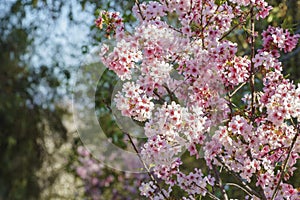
[95,0,300,199]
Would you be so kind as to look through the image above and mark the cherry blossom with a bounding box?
[114,82,154,122]
[94,0,300,199]
[262,26,300,56]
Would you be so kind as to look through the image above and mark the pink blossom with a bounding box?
[262,26,300,55]
[95,1,300,199]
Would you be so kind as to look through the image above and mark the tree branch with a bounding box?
[270,125,299,200]
[216,157,263,199]
[213,165,228,200]
[135,0,145,20]
[194,183,221,200]
[124,131,169,199]
[225,183,253,197]
[249,6,256,120]
[104,101,168,199]
[229,82,247,98]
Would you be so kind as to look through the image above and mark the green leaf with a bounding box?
[215,0,227,6]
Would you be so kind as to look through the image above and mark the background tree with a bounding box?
[0,1,69,199]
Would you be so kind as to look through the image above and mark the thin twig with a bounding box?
[261,146,289,158]
[171,74,191,94]
[229,82,247,97]
[153,90,165,104]
[194,183,221,200]
[135,0,145,20]
[249,6,255,121]
[202,5,220,31]
[163,84,179,104]
[219,11,250,41]
[200,0,204,48]
[213,165,228,200]
[103,101,168,199]
[124,131,169,199]
[216,157,263,199]
[226,92,234,120]
[225,183,253,197]
[219,23,241,41]
[270,125,299,200]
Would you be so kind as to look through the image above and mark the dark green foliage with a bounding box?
[0,1,67,199]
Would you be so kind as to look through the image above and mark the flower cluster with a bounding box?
[114,82,154,122]
[75,146,147,200]
[252,51,282,71]
[96,0,300,199]
[133,1,167,21]
[219,56,251,87]
[139,181,172,200]
[229,0,272,19]
[260,71,300,126]
[261,26,300,56]
[100,40,142,80]
[139,181,157,198]
[176,168,210,196]
[75,146,106,200]
[95,11,124,39]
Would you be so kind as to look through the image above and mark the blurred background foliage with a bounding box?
[0,0,299,199]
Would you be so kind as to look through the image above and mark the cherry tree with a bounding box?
[95,0,300,199]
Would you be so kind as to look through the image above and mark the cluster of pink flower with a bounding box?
[176,168,212,196]
[261,26,300,56]
[133,1,167,21]
[252,51,282,71]
[100,40,142,80]
[97,0,300,199]
[260,71,300,126]
[75,146,147,200]
[219,56,251,87]
[115,82,154,122]
[204,116,300,199]
[229,0,272,19]
[139,181,172,200]
[75,146,106,200]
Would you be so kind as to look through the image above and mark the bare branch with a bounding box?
[225,183,253,197]
[229,82,247,98]
[135,0,145,20]
[213,165,229,200]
